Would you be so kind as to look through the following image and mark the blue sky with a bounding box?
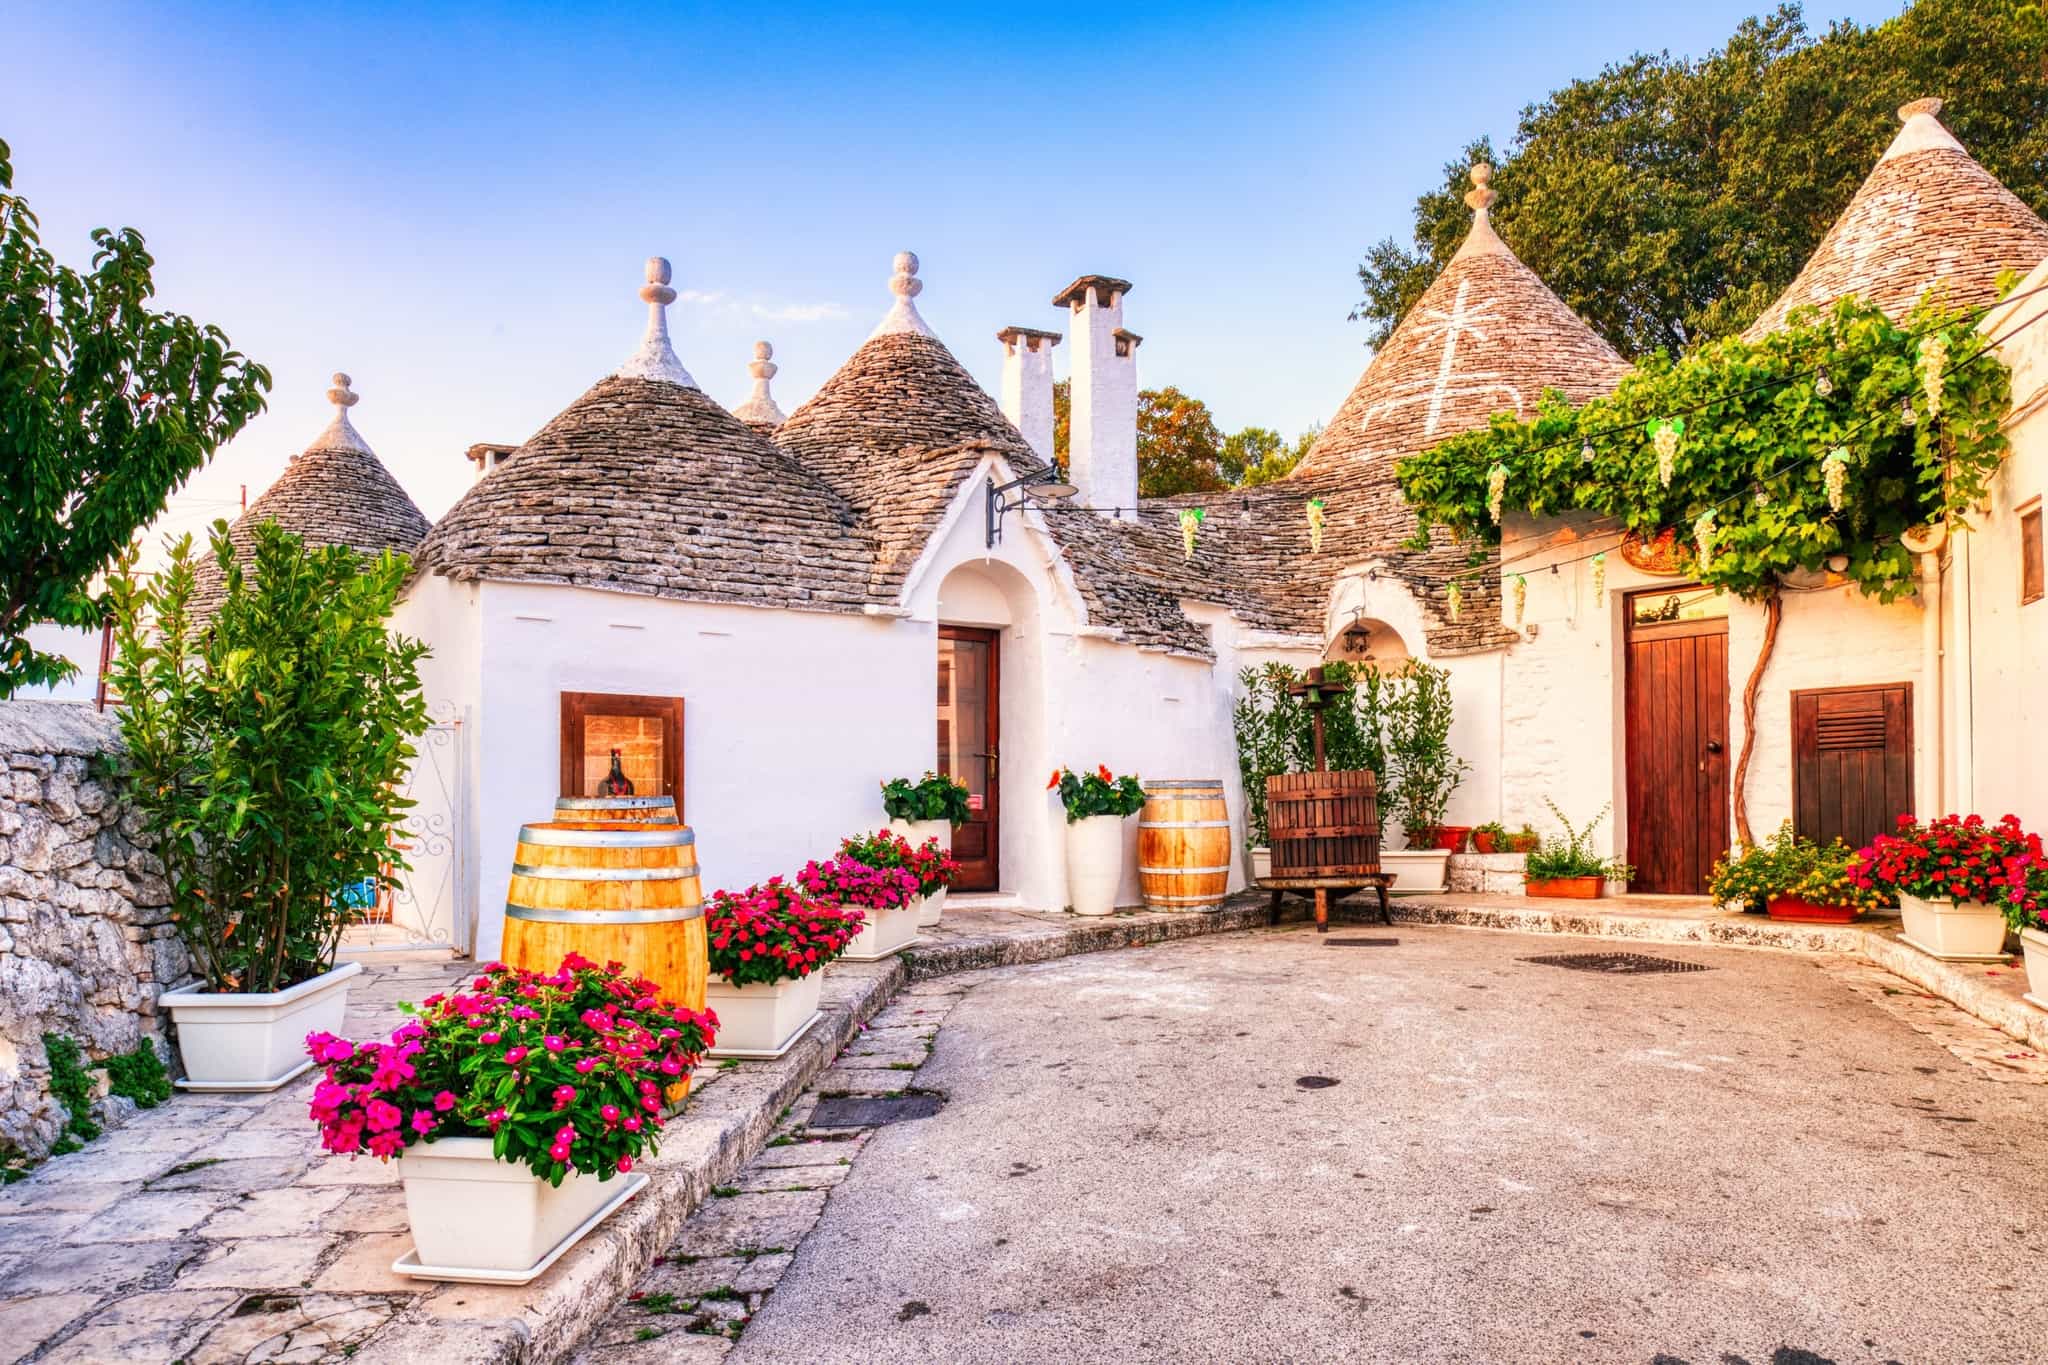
[3,0,1902,528]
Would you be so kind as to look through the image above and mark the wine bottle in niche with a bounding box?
[599,748,635,796]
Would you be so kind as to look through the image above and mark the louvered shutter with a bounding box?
[1790,685,1912,852]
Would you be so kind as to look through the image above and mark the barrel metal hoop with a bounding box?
[1142,781,1225,789]
[1137,820,1233,829]
[518,825,696,847]
[1138,864,1234,876]
[505,902,703,924]
[1144,895,1227,904]
[556,796,673,810]
[511,863,697,882]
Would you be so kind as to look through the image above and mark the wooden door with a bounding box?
[560,692,685,814]
[1624,587,1730,893]
[1791,684,1912,851]
[938,627,999,891]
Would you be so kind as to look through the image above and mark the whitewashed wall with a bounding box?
[13,624,102,703]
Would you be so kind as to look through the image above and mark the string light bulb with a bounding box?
[1901,397,1917,428]
[1581,439,1595,463]
[1813,368,1832,398]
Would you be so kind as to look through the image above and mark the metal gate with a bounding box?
[341,702,470,956]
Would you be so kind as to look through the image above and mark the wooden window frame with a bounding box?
[2020,497,2043,607]
[559,691,685,815]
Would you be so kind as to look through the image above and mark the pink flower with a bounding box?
[549,1142,571,1161]
[480,1031,502,1045]
[433,1091,457,1112]
[574,1057,599,1074]
[623,1115,643,1133]
[616,1155,633,1173]
[601,1104,621,1123]
[410,1111,437,1135]
[504,1046,529,1066]
[552,1085,578,1109]
[365,1099,403,1133]
[367,1130,404,1159]
[543,1034,567,1052]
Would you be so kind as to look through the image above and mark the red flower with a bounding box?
[1097,764,1114,784]
[1048,770,1062,790]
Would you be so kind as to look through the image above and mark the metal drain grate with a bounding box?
[1521,951,1710,975]
[1326,937,1399,947]
[809,1093,946,1128]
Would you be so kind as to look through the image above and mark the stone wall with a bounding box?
[0,700,188,1161]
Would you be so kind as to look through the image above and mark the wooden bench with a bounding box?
[1260,874,1394,931]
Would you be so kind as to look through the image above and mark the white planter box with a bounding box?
[1899,892,2011,962]
[888,819,952,925]
[917,888,947,927]
[1380,849,1450,895]
[1247,846,1272,882]
[2020,927,2048,1010]
[394,1136,645,1283]
[161,960,364,1092]
[840,899,922,961]
[705,971,824,1059]
[1066,814,1124,916]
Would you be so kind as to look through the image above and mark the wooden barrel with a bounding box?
[502,822,706,1019]
[1267,770,1380,878]
[1137,780,1233,910]
[553,795,677,826]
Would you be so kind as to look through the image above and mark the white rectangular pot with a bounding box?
[705,971,825,1059]
[917,887,947,927]
[1247,847,1273,882]
[888,820,952,926]
[1066,814,1124,917]
[161,960,364,1091]
[2021,927,2048,1010]
[840,900,922,961]
[395,1136,642,1280]
[1898,892,2011,962]
[1380,849,1450,895]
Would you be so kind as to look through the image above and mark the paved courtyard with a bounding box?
[716,926,2048,1364]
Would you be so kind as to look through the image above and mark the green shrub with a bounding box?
[879,773,971,826]
[1524,800,1633,883]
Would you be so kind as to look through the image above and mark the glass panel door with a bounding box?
[938,627,998,891]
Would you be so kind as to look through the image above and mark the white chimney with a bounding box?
[1053,274,1139,520]
[997,326,1061,462]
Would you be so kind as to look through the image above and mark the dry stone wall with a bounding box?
[0,700,189,1161]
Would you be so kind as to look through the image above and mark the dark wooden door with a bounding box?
[1624,589,1730,893]
[1791,684,1912,851]
[938,626,999,892]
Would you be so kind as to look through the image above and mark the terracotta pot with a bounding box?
[1524,875,1603,899]
[1472,831,1499,854]
[1433,825,1472,853]
[1765,895,1860,924]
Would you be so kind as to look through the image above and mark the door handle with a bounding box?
[1705,740,1724,754]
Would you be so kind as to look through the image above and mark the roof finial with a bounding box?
[1882,96,1965,162]
[731,340,788,429]
[308,371,373,455]
[615,256,699,388]
[869,250,936,339]
[1451,163,1509,262]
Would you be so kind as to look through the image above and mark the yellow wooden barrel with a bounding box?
[552,795,678,826]
[503,822,706,1018]
[1137,780,1233,911]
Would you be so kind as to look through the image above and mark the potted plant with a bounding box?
[881,773,970,920]
[803,833,923,961]
[1853,814,2029,961]
[108,524,429,1091]
[1996,849,2048,1007]
[1051,766,1146,916]
[1522,800,1632,898]
[1710,823,1884,923]
[1504,825,1541,854]
[906,837,961,928]
[1381,662,1469,893]
[1472,822,1507,854]
[306,953,713,1283]
[1433,825,1473,853]
[703,879,864,1059]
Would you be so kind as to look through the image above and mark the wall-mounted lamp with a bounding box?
[985,469,1078,547]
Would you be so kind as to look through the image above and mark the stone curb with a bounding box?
[369,903,1273,1364]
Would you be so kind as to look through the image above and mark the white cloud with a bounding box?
[674,290,845,325]
[750,301,848,323]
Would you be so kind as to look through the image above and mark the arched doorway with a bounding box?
[933,560,1048,896]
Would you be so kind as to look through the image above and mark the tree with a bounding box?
[1352,0,2048,356]
[0,136,270,696]
[1053,380,1320,495]
[105,521,429,994]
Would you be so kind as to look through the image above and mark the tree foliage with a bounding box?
[105,522,430,994]
[1353,0,2048,355]
[1394,296,2010,604]
[1052,380,1321,496]
[0,136,271,696]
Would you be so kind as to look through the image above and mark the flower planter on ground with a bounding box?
[393,1136,647,1283]
[889,817,952,924]
[1380,848,1449,894]
[1898,893,2009,962]
[1765,894,1860,924]
[705,971,825,1059]
[840,899,923,960]
[1524,875,1603,899]
[1247,846,1272,882]
[1066,814,1124,916]
[162,960,364,1091]
[2020,928,2048,1010]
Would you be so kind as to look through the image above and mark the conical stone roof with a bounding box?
[191,373,431,617]
[1743,99,2048,339]
[775,254,1212,653]
[412,260,876,612]
[1280,166,1629,651]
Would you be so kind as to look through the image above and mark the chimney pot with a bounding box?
[1058,276,1140,520]
[997,327,1062,461]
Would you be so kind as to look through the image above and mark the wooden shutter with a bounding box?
[1790,684,1910,851]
